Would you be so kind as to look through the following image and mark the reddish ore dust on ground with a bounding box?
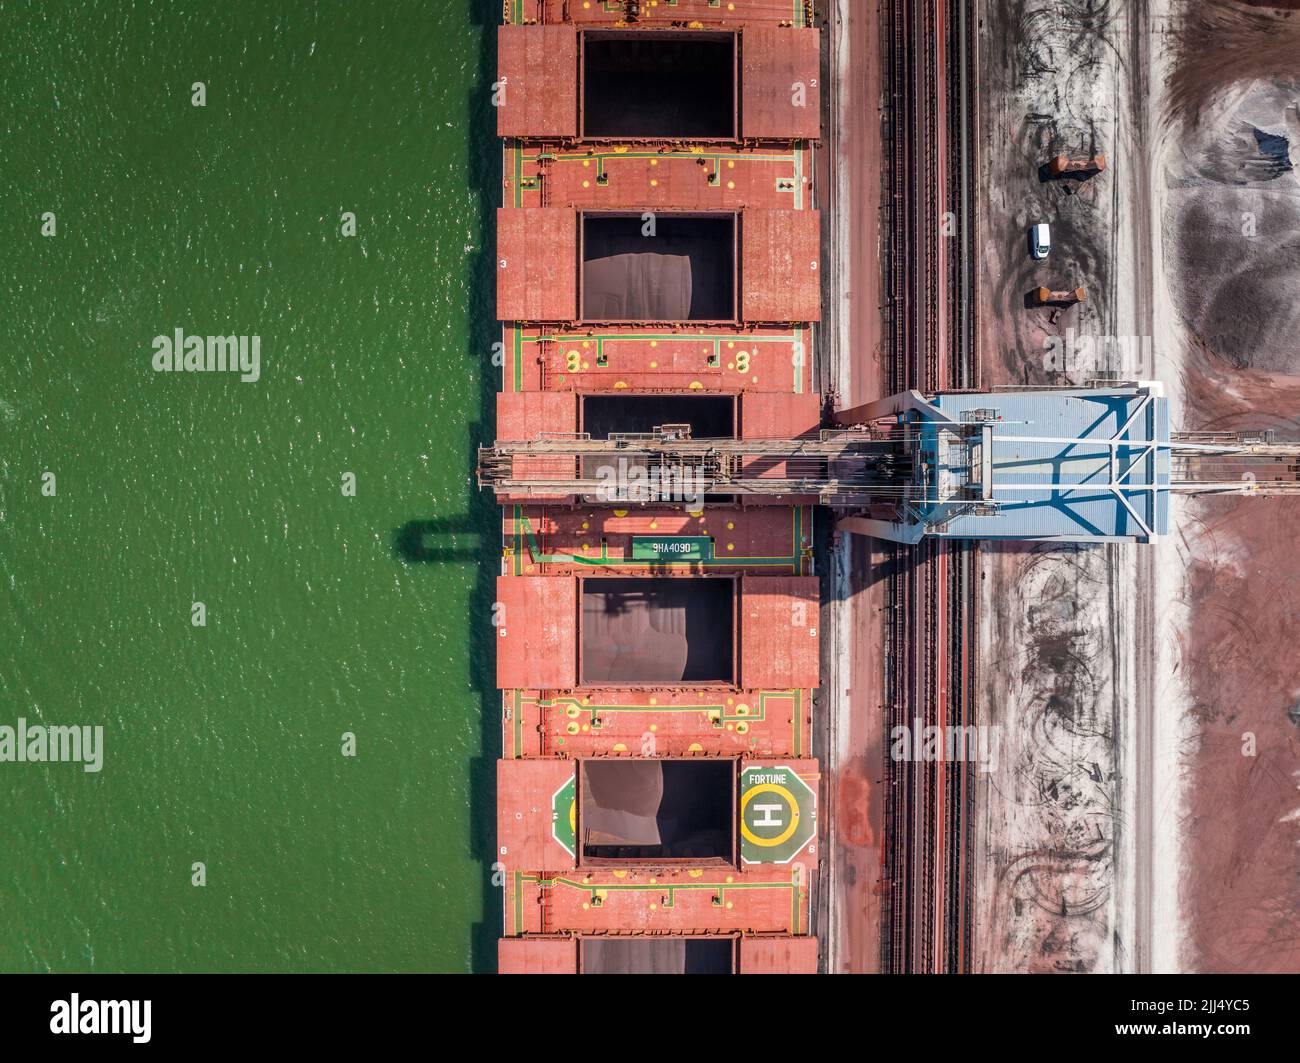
[1167,0,1300,973]
[1176,357,1300,974]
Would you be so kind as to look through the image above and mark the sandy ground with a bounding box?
[975,0,1300,974]
[973,0,1158,974]
[821,0,887,973]
[1159,0,1300,973]
[831,0,885,410]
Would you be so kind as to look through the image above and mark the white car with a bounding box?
[1030,222,1051,259]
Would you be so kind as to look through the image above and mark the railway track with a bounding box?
[880,0,977,975]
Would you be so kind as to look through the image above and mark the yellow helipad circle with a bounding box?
[740,783,801,847]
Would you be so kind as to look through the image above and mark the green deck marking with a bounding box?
[511,504,523,574]
[739,764,817,866]
[528,326,810,395]
[790,689,803,756]
[531,873,803,929]
[523,329,800,347]
[551,775,576,859]
[523,690,799,730]
[630,535,713,562]
[506,509,810,576]
[512,689,524,756]
[542,875,799,897]
[511,511,803,571]
[522,149,798,167]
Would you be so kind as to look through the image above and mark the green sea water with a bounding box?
[0,0,498,971]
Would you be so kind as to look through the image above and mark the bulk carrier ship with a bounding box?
[490,0,824,974]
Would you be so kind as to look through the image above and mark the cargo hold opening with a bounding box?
[581,577,733,684]
[581,759,735,861]
[582,32,735,139]
[581,213,735,322]
[579,396,736,504]
[580,937,735,974]
[582,395,735,440]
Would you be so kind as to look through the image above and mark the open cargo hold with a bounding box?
[583,32,735,139]
[581,758,735,861]
[498,207,818,324]
[581,576,733,684]
[497,934,818,974]
[496,26,820,142]
[580,937,735,974]
[495,574,819,690]
[581,213,735,322]
[579,394,737,501]
[581,394,735,439]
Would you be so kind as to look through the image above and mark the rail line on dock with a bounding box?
[881,0,977,974]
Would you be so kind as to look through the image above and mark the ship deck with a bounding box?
[503,687,810,759]
[493,2,825,958]
[506,1,815,26]
[502,324,816,394]
[504,865,812,937]
[503,504,814,576]
[505,144,814,211]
